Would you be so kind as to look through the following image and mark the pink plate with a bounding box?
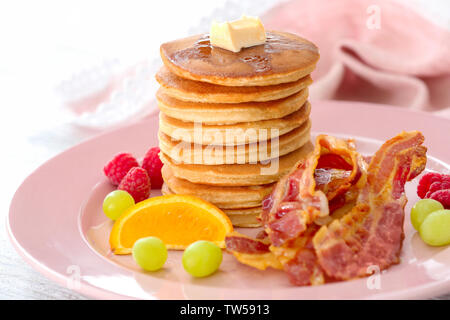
[7,101,450,299]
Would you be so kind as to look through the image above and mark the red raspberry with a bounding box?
[141,147,164,189]
[104,153,139,185]
[428,189,450,209]
[118,167,151,203]
[425,181,450,198]
[417,172,447,199]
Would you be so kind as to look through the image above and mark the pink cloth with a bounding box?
[263,0,450,118]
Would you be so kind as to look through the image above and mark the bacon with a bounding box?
[258,135,367,285]
[268,211,307,247]
[284,249,324,286]
[262,135,366,247]
[225,132,426,286]
[225,231,282,270]
[225,231,270,254]
[270,224,326,286]
[313,131,427,280]
[255,230,269,240]
[317,153,354,171]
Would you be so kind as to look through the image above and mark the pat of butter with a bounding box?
[210,15,266,53]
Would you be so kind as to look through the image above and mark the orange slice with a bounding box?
[109,194,233,254]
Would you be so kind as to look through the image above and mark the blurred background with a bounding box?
[0,0,449,299]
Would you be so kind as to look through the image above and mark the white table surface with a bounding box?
[1,0,449,300]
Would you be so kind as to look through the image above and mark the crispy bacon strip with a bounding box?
[261,135,366,247]
[269,224,326,286]
[226,231,270,254]
[225,231,282,270]
[226,135,367,285]
[313,131,427,280]
[258,135,367,285]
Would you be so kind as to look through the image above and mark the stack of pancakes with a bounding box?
[156,31,319,227]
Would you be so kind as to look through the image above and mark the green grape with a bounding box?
[411,199,444,231]
[103,190,135,220]
[419,210,450,246]
[182,240,222,278]
[132,237,168,271]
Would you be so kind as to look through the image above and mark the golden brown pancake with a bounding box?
[160,141,314,186]
[161,166,273,209]
[160,31,319,86]
[156,66,312,103]
[161,183,262,227]
[158,120,311,164]
[223,207,262,227]
[159,101,310,145]
[156,88,309,124]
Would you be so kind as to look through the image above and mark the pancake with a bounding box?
[158,120,311,165]
[160,141,314,186]
[160,31,319,86]
[161,166,273,208]
[161,184,262,227]
[223,207,262,227]
[156,66,312,103]
[159,101,311,145]
[156,87,309,124]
